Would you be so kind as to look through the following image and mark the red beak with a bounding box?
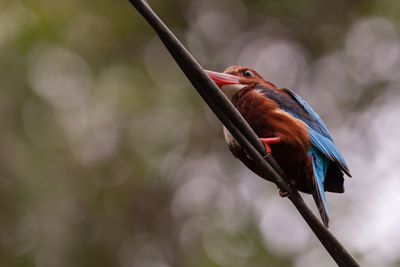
[205,70,241,88]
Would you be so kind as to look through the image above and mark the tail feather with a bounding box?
[311,149,330,227]
[312,184,329,227]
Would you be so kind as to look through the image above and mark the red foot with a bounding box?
[260,137,282,154]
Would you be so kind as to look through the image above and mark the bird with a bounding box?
[205,66,351,227]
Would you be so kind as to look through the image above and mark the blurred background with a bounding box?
[1,0,400,266]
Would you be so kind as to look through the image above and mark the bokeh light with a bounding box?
[1,0,400,266]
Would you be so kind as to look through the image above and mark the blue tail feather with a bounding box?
[310,148,329,227]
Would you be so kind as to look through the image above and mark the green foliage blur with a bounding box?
[1,0,400,266]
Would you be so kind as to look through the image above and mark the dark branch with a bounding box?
[127,0,360,266]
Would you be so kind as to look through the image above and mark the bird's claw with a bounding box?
[260,137,282,154]
[279,189,289,197]
[278,179,297,197]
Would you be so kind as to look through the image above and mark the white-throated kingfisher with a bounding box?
[205,66,351,227]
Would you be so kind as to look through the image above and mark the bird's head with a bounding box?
[205,66,277,100]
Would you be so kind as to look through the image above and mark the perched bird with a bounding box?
[205,66,351,227]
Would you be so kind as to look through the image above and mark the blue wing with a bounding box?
[280,88,351,177]
[256,86,350,176]
[282,90,332,140]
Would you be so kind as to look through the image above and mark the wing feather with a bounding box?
[280,88,351,177]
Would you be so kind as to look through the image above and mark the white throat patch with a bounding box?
[221,84,246,100]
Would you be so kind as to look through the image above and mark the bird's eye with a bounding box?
[243,70,254,77]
